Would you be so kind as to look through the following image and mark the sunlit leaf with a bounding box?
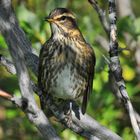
[122,65,135,81]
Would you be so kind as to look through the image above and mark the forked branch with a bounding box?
[88,0,140,139]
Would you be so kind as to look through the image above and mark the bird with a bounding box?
[38,8,96,116]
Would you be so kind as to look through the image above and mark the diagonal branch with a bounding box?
[33,83,122,140]
[0,55,16,74]
[0,89,12,100]
[0,0,60,140]
[88,0,140,139]
[108,0,140,139]
[0,89,60,140]
[88,0,109,37]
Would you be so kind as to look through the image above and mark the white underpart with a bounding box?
[51,23,62,39]
[52,64,78,99]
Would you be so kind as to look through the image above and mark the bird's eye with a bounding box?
[60,16,67,21]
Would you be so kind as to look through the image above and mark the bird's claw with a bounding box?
[64,101,73,127]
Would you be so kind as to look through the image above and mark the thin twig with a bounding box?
[0,89,12,100]
[0,55,16,74]
[88,0,140,139]
[0,89,28,109]
[108,0,140,139]
[88,0,109,37]
[0,0,60,139]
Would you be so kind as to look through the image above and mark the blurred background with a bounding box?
[0,0,140,139]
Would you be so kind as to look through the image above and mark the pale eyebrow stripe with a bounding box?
[53,13,75,20]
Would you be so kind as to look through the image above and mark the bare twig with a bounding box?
[0,1,60,140]
[0,89,12,100]
[0,55,16,74]
[108,0,140,139]
[0,89,61,140]
[88,0,109,36]
[109,71,140,131]
[135,111,140,127]
[88,0,140,139]
[0,89,29,109]
[73,113,122,140]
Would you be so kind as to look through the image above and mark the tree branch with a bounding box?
[108,1,140,139]
[0,55,16,74]
[88,0,140,139]
[32,83,122,140]
[88,0,109,37]
[0,89,61,140]
[0,1,60,140]
[0,89,12,100]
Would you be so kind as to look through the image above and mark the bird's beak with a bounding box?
[44,17,54,23]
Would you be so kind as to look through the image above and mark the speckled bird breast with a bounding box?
[42,39,87,100]
[51,63,85,99]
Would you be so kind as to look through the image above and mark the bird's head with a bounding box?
[45,8,81,38]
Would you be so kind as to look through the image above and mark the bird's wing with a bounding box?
[81,44,96,114]
[38,41,51,109]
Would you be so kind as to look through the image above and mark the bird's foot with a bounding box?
[64,101,73,127]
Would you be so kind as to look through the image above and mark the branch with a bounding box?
[0,1,60,140]
[0,89,12,100]
[88,0,109,37]
[0,0,38,76]
[33,83,122,140]
[88,0,140,139]
[0,0,123,139]
[0,89,30,109]
[73,113,122,140]
[108,1,140,139]
[0,55,16,74]
[135,111,140,128]
[0,90,61,140]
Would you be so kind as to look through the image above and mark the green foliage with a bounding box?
[0,0,140,140]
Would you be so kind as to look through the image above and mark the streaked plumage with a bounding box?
[38,8,96,114]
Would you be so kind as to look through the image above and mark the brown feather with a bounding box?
[82,44,96,114]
